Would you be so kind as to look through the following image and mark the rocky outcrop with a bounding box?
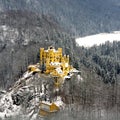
[0,67,81,119]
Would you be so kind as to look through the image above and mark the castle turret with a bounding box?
[39,46,75,79]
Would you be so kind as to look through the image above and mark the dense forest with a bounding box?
[77,41,120,84]
[0,0,120,36]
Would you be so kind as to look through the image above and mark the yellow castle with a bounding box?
[40,46,72,78]
[27,46,78,116]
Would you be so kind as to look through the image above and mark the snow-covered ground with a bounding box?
[0,92,21,119]
[76,31,120,47]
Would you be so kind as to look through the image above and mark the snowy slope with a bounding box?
[0,92,21,118]
[0,70,65,119]
[76,31,120,47]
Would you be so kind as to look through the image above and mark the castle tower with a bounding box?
[40,46,70,77]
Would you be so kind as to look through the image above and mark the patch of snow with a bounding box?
[0,92,21,119]
[1,25,8,31]
[41,96,64,108]
[70,68,79,73]
[45,48,57,52]
[77,75,83,82]
[76,31,120,47]
[22,71,33,79]
[30,113,38,120]
[54,96,64,108]
[41,101,52,105]
[65,63,68,67]
[56,67,63,74]
[23,39,29,45]
[50,62,61,67]
[55,88,59,92]
[64,76,71,79]
[0,90,6,94]
[0,25,19,44]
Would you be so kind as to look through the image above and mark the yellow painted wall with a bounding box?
[40,47,72,79]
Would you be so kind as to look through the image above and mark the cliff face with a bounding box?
[0,66,80,119]
[0,72,50,119]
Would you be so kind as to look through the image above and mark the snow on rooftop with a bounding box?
[45,48,57,52]
[64,76,71,79]
[56,67,63,74]
[76,31,120,47]
[70,68,79,73]
[41,101,52,105]
[50,62,61,66]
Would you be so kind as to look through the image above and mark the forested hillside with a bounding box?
[77,41,120,84]
[0,10,78,89]
[0,0,120,36]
